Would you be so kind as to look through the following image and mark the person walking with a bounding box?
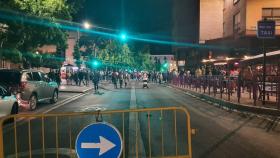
[55,71,61,88]
[119,72,124,88]
[73,71,79,86]
[92,71,100,93]
[112,71,118,89]
[85,70,90,86]
[124,73,129,88]
[78,70,85,86]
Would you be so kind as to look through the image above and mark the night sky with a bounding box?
[76,0,172,36]
[75,0,198,54]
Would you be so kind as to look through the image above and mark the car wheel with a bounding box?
[11,103,18,115]
[29,95,37,111]
[50,90,58,104]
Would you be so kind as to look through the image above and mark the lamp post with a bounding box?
[76,21,92,68]
[78,21,92,44]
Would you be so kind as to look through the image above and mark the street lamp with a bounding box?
[83,21,92,29]
[78,21,92,41]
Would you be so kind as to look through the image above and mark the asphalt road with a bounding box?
[2,81,280,158]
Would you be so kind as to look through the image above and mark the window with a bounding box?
[233,0,240,5]
[0,87,6,96]
[21,72,32,81]
[40,72,50,82]
[32,72,42,81]
[233,12,241,32]
[262,8,280,25]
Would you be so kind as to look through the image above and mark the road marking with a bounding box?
[128,82,146,157]
[3,93,89,134]
[81,136,116,156]
[43,93,88,113]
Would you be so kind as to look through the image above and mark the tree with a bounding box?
[0,0,84,67]
[0,48,22,63]
[73,42,81,67]
[41,54,63,69]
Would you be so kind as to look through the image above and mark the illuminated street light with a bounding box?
[83,21,91,29]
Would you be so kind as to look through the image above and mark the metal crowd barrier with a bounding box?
[0,107,193,158]
[172,75,280,109]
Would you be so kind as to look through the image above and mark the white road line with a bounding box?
[43,93,88,113]
[128,83,146,157]
[3,93,89,134]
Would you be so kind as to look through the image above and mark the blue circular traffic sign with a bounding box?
[75,122,123,158]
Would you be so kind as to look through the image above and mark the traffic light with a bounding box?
[120,32,127,41]
[161,62,169,72]
[92,59,101,68]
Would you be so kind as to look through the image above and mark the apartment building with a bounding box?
[223,0,280,38]
[199,0,224,43]
[201,0,280,58]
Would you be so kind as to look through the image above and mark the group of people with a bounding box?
[111,71,130,89]
[63,69,101,93]
[65,70,92,86]
[47,70,61,87]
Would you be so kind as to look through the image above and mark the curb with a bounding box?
[169,85,280,116]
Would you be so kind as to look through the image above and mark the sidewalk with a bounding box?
[169,84,280,116]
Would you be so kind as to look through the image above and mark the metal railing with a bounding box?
[0,106,193,158]
[171,75,280,109]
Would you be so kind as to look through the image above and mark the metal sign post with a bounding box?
[257,20,276,105]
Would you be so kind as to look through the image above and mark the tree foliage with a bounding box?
[78,35,155,71]
[73,42,81,67]
[0,0,83,68]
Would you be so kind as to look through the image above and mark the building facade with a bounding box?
[202,0,280,59]
[223,0,280,38]
[172,0,200,70]
[199,0,224,43]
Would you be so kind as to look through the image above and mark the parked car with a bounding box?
[0,85,18,117]
[0,69,59,110]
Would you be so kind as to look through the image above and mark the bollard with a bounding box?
[237,75,241,103]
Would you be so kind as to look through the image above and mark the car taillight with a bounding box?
[20,81,27,90]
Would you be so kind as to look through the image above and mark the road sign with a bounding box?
[75,122,123,158]
[257,20,276,39]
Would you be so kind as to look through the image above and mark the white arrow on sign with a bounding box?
[81,136,116,156]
